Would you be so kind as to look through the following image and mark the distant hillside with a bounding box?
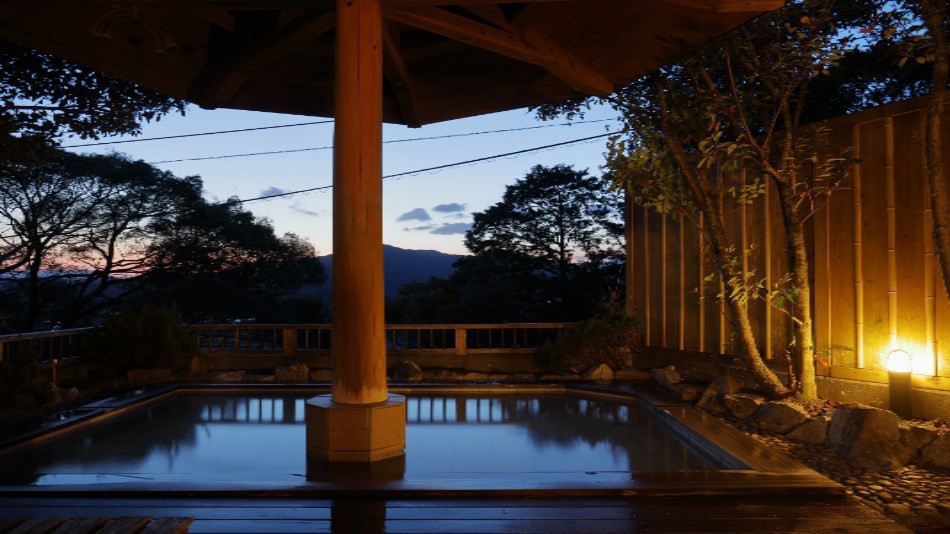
[319,245,462,299]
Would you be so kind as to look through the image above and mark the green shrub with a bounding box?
[537,311,641,372]
[0,342,54,422]
[83,306,195,377]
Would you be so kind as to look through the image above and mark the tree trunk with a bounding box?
[654,82,790,398]
[774,178,817,399]
[921,0,950,302]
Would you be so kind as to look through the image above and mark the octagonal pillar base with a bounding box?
[306,394,406,464]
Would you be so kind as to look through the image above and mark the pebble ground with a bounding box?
[723,416,950,533]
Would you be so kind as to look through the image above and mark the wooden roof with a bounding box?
[0,1,783,126]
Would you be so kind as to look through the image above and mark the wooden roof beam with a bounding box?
[383,24,422,127]
[661,0,785,12]
[189,11,335,108]
[384,7,613,97]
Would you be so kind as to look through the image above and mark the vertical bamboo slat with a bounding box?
[885,117,898,350]
[852,123,865,367]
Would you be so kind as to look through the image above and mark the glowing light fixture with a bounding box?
[886,349,913,373]
[886,349,913,418]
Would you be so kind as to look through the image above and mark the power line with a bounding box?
[62,120,335,148]
[146,119,615,164]
[223,130,616,208]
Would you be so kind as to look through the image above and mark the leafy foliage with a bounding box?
[536,311,641,372]
[83,306,195,377]
[0,343,54,421]
[389,164,624,323]
[0,40,186,161]
[0,151,326,330]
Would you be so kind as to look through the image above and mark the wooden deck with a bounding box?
[0,495,907,533]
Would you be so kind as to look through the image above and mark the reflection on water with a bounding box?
[0,393,719,485]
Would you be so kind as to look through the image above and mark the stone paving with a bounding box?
[724,416,950,533]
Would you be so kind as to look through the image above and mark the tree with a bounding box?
[538,0,888,399]
[880,0,949,301]
[0,151,325,330]
[0,40,186,161]
[464,164,624,321]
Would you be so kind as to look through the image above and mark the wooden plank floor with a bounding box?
[0,495,907,533]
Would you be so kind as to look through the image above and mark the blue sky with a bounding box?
[64,104,620,255]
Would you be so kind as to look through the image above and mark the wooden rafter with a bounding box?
[383,23,422,127]
[458,5,509,29]
[189,11,335,108]
[385,6,613,96]
[660,0,785,12]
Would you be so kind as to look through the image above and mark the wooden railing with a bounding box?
[0,327,94,363]
[190,323,569,357]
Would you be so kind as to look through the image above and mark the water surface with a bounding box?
[0,392,720,485]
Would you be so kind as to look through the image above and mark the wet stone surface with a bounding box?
[722,416,950,533]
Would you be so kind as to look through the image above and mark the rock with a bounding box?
[615,368,651,381]
[188,354,209,376]
[651,365,681,390]
[672,384,702,402]
[463,372,492,381]
[723,393,765,419]
[695,374,742,410]
[899,423,938,458]
[244,373,275,383]
[275,362,309,383]
[787,416,830,444]
[426,369,465,381]
[498,373,537,381]
[538,374,581,381]
[828,405,905,469]
[921,434,950,471]
[750,401,810,433]
[583,364,614,382]
[210,371,246,383]
[392,361,424,382]
[885,503,912,516]
[310,369,332,382]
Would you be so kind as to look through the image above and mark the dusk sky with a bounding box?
[62,104,621,256]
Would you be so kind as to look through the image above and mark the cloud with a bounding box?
[397,208,431,222]
[431,223,471,235]
[432,202,467,213]
[260,186,289,198]
[290,202,321,217]
[404,224,438,232]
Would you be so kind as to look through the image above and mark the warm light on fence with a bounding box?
[886,349,913,373]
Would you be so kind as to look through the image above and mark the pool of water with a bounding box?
[0,391,727,486]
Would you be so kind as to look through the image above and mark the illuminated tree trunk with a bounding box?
[921,0,949,302]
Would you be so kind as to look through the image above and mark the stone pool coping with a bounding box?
[0,382,844,498]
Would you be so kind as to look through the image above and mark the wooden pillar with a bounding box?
[332,0,387,405]
[307,0,405,470]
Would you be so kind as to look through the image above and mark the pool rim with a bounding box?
[0,382,844,498]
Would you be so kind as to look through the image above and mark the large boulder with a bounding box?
[392,361,424,382]
[899,423,938,459]
[651,365,681,390]
[723,393,765,419]
[921,434,950,471]
[583,364,615,382]
[275,362,309,383]
[750,401,810,433]
[695,374,742,410]
[787,416,830,444]
[615,368,651,381]
[828,405,905,469]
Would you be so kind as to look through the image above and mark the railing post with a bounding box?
[283,328,297,357]
[455,328,466,356]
